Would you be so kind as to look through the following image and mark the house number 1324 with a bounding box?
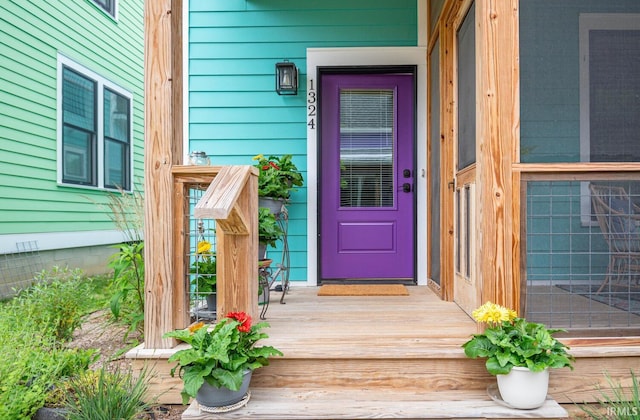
[307,79,316,130]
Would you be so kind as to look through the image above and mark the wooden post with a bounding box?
[195,166,259,321]
[143,0,183,349]
[476,0,520,311]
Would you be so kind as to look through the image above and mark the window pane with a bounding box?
[430,40,442,285]
[589,29,640,162]
[105,138,127,188]
[104,89,130,142]
[457,3,476,169]
[339,89,394,208]
[93,0,115,17]
[62,126,94,184]
[63,67,95,131]
[104,89,130,189]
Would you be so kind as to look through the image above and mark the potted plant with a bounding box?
[190,240,217,312]
[163,312,283,408]
[462,301,574,409]
[252,154,304,212]
[258,207,284,259]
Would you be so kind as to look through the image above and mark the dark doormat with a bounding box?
[556,284,640,315]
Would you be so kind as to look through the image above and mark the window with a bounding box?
[92,0,117,19]
[58,54,132,190]
[580,14,640,163]
[579,14,640,221]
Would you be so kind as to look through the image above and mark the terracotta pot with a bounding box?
[496,366,549,409]
[196,370,252,407]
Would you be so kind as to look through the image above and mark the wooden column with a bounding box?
[438,6,456,302]
[195,166,259,321]
[476,0,520,311]
[143,0,183,349]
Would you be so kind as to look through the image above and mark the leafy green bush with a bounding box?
[64,366,152,420]
[0,301,97,419]
[0,268,112,419]
[14,266,90,341]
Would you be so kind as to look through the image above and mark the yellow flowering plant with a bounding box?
[190,240,216,294]
[462,302,574,375]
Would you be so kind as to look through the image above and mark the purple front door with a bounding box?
[320,72,415,281]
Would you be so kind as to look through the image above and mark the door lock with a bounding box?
[403,169,411,178]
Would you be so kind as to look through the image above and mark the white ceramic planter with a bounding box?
[496,366,549,409]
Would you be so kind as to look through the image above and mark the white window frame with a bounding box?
[579,13,640,223]
[57,53,133,191]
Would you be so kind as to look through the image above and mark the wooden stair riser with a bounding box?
[133,354,638,406]
[251,358,493,391]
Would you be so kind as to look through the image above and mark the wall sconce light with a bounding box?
[275,60,298,95]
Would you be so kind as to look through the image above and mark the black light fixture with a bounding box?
[275,60,298,95]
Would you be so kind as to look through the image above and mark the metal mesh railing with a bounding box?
[524,179,640,332]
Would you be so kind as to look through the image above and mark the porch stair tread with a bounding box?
[181,388,568,419]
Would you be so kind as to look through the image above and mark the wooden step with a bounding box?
[250,356,493,392]
[180,388,569,419]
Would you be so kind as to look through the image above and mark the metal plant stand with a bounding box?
[258,205,290,319]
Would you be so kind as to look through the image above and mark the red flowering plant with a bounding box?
[163,312,283,404]
[252,154,304,200]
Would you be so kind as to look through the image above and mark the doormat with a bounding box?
[556,284,640,315]
[317,284,409,296]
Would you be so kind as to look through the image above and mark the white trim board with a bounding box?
[0,230,129,255]
[306,47,428,286]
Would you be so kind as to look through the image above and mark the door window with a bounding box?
[339,89,395,208]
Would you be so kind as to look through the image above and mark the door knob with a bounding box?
[402,183,412,193]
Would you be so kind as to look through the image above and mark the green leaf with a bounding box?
[210,368,244,391]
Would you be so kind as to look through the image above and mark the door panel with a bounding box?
[453,2,481,315]
[320,73,415,281]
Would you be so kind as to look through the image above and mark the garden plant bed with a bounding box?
[64,309,188,420]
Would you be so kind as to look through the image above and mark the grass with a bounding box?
[579,371,640,419]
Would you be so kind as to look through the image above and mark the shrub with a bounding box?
[14,266,90,341]
[0,304,97,419]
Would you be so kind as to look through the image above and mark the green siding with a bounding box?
[0,1,144,239]
[189,0,418,282]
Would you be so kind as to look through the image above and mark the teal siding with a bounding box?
[189,0,417,282]
[0,1,144,237]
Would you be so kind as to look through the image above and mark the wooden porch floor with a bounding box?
[128,285,640,419]
[257,285,477,359]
